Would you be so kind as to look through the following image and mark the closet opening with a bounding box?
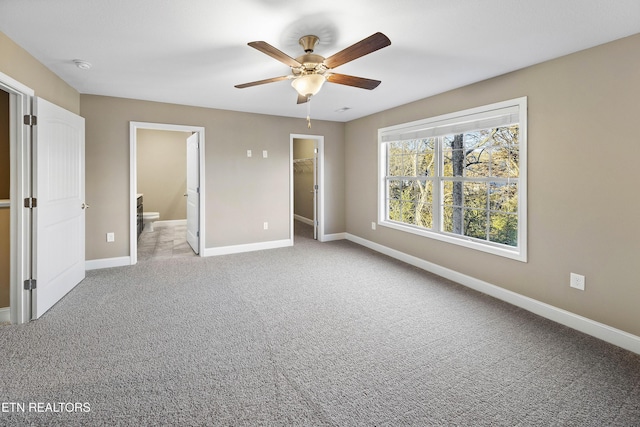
[291,134,324,242]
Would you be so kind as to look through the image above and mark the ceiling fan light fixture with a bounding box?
[291,73,326,97]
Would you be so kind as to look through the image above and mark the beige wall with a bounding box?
[81,95,345,260]
[345,33,640,337]
[137,129,191,221]
[293,138,315,221]
[0,32,79,114]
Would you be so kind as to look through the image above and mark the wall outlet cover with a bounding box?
[570,273,585,290]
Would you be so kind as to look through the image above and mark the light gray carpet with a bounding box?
[0,221,639,426]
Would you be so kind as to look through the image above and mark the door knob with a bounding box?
[81,203,90,209]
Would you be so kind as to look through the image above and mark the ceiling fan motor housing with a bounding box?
[299,35,319,53]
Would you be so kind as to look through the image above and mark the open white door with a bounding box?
[186,133,199,254]
[31,97,85,319]
[313,146,318,240]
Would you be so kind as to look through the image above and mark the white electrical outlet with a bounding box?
[570,273,585,291]
[247,150,252,157]
[106,232,115,243]
[262,150,268,158]
[371,222,376,230]
[263,222,268,230]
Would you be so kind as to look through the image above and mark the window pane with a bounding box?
[443,150,465,177]
[389,141,403,154]
[388,179,402,200]
[388,155,403,176]
[402,140,417,155]
[402,154,417,176]
[415,180,432,205]
[463,182,487,209]
[442,135,457,150]
[442,206,454,233]
[490,212,518,246]
[490,147,519,178]
[401,180,416,200]
[416,202,432,229]
[464,209,487,240]
[416,153,434,176]
[388,199,402,222]
[492,126,519,148]
[442,180,456,206]
[417,138,436,153]
[465,148,491,178]
[489,182,518,213]
[491,126,519,178]
[401,201,416,225]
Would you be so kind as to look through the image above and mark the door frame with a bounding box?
[129,122,205,264]
[290,134,324,241]
[0,71,34,324]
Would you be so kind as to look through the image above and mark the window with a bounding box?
[378,97,527,261]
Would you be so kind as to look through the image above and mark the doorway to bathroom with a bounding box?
[129,122,205,264]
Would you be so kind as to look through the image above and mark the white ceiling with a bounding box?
[1,0,639,122]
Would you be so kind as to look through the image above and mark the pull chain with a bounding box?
[306,95,312,128]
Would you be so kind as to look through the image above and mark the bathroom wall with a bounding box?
[137,129,191,221]
[293,138,315,222]
[0,89,9,308]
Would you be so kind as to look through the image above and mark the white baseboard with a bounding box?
[0,307,9,323]
[294,214,314,226]
[345,233,640,356]
[85,256,131,271]
[322,232,347,242]
[203,239,293,257]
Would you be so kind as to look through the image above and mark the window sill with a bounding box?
[379,220,527,262]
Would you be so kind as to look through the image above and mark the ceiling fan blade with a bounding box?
[297,94,309,104]
[234,76,290,89]
[324,32,391,69]
[248,41,302,68]
[326,73,382,90]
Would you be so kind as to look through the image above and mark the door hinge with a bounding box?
[24,279,37,290]
[314,184,318,190]
[24,197,37,208]
[196,231,200,237]
[24,115,37,126]
[196,187,200,194]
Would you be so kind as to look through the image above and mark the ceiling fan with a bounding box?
[235,32,391,104]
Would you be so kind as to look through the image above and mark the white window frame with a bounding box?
[377,97,527,262]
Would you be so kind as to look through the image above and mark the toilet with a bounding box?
[142,212,160,231]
